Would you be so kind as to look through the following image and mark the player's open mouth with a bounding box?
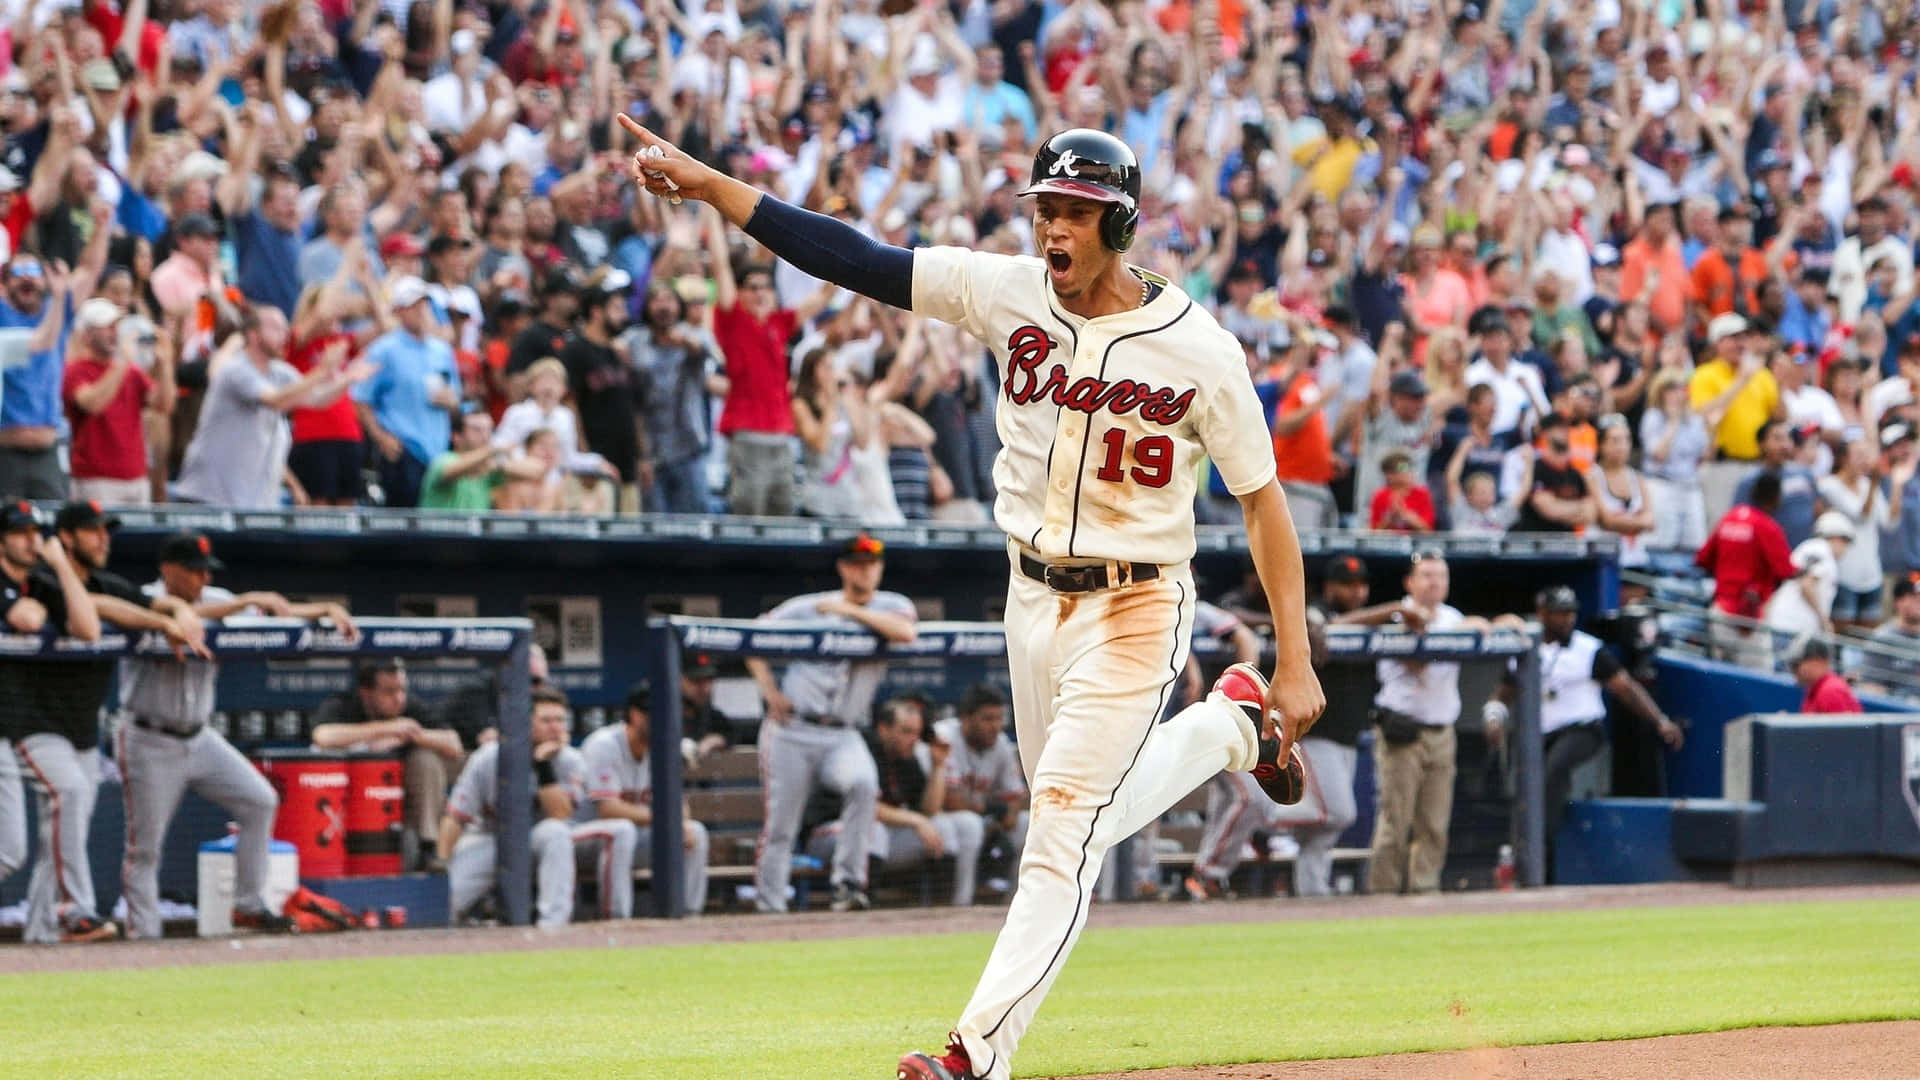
[1047,250,1072,278]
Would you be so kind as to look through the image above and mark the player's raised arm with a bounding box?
[618,115,916,311]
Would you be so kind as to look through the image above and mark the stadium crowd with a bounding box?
[5,0,1920,939]
[0,2,1917,652]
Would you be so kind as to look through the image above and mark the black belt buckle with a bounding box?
[134,716,197,739]
[1043,564,1105,593]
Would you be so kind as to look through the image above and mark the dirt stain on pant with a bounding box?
[1031,785,1076,812]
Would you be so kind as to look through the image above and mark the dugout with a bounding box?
[635,618,1548,918]
[0,617,539,928]
[92,506,1616,721]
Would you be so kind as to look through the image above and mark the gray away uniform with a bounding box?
[445,741,584,928]
[577,724,710,917]
[753,589,916,912]
[117,583,281,940]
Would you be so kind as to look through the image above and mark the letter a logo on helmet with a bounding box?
[1018,129,1141,252]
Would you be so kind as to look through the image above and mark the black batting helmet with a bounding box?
[1017,129,1141,252]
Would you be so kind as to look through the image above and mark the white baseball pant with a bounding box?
[754,721,877,912]
[117,723,278,940]
[447,817,576,928]
[953,555,1260,1080]
[573,818,711,918]
[15,734,104,942]
[1265,737,1359,897]
[0,739,25,884]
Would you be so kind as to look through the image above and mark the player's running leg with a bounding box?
[940,567,1263,1080]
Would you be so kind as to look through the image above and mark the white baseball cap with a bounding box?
[388,275,432,310]
[445,284,482,321]
[1814,511,1856,542]
[77,297,123,330]
[1707,312,1749,344]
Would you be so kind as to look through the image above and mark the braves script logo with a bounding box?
[1003,326,1195,424]
[1903,725,1920,834]
[1049,149,1081,178]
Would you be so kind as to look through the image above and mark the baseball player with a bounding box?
[1273,553,1373,898]
[855,697,984,907]
[0,501,102,935]
[1182,601,1274,901]
[118,532,358,938]
[622,121,1324,1080]
[18,502,208,944]
[744,533,914,914]
[440,687,584,928]
[934,684,1027,896]
[576,679,712,918]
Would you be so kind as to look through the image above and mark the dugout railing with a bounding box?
[640,617,1545,918]
[7,616,540,925]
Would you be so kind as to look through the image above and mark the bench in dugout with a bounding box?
[626,748,1373,911]
[628,746,987,911]
[618,747,836,912]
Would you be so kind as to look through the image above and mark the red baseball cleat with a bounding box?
[1212,663,1308,806]
[898,1032,979,1080]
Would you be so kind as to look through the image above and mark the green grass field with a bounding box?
[5,897,1917,1079]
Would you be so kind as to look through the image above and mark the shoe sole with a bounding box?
[1253,743,1308,805]
[898,1053,958,1080]
[59,923,120,944]
[1216,664,1309,806]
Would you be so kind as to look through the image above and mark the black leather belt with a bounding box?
[132,715,202,739]
[798,714,850,729]
[1018,553,1159,593]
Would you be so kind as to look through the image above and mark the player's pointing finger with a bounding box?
[617,113,660,145]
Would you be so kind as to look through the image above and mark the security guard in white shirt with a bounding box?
[1484,586,1683,874]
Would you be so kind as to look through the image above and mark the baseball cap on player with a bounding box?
[1323,553,1368,584]
[684,652,718,678]
[0,500,41,533]
[1536,585,1579,613]
[54,500,121,532]
[1017,129,1141,252]
[158,532,224,571]
[839,533,885,563]
[624,679,653,713]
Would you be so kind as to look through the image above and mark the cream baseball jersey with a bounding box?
[911,249,1276,565]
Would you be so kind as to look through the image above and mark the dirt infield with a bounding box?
[1062,1022,1920,1080]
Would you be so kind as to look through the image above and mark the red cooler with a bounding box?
[345,753,407,876]
[255,750,349,878]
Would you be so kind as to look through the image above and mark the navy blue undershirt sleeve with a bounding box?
[740,196,916,311]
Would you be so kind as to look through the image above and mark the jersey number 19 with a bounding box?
[1093,429,1174,488]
